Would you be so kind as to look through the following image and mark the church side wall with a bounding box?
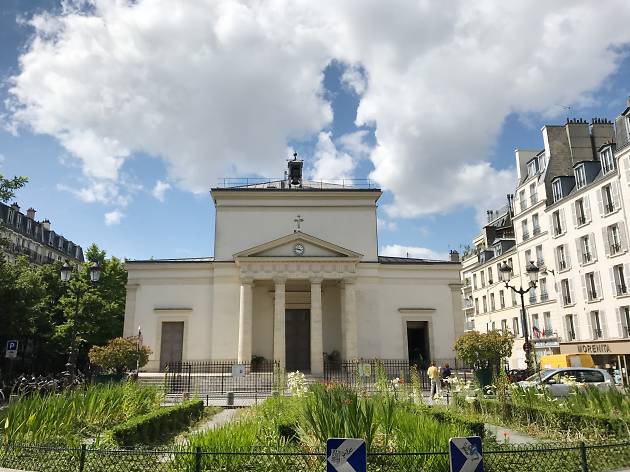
[356,264,462,362]
[210,264,240,360]
[322,284,342,356]
[252,285,274,360]
[126,263,214,372]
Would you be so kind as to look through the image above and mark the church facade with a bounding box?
[123,162,463,374]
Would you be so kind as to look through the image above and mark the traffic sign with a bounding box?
[5,340,18,359]
[327,438,366,472]
[232,363,246,377]
[449,436,483,472]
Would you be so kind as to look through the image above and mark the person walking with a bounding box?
[441,363,452,391]
[427,361,440,398]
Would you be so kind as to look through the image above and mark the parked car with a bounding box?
[517,367,613,396]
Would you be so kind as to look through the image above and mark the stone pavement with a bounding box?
[484,422,540,444]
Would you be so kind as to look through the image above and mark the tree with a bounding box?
[0,174,28,249]
[89,337,151,375]
[453,330,515,371]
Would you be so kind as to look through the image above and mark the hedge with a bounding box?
[469,398,630,439]
[111,400,205,445]
[417,405,485,438]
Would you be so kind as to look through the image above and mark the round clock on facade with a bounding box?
[294,243,305,256]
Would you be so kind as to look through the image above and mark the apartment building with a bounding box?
[462,101,630,383]
[0,202,84,265]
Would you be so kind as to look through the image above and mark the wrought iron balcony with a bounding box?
[533,226,541,236]
[577,215,587,225]
[617,284,628,296]
[610,243,622,255]
[540,292,549,302]
[604,202,615,214]
[563,295,573,306]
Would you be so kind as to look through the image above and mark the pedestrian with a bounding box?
[441,363,452,391]
[427,361,440,398]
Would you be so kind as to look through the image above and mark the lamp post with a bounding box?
[60,261,101,382]
[498,260,540,374]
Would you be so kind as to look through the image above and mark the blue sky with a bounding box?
[1,1,630,260]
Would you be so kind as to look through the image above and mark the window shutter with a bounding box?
[568,279,575,302]
[612,181,622,209]
[548,214,555,236]
[597,188,604,215]
[581,274,588,301]
[594,271,603,299]
[554,246,560,272]
[624,263,630,294]
[616,308,624,338]
[560,209,566,234]
[600,310,608,338]
[615,115,629,149]
[575,238,583,265]
[625,157,630,183]
[584,195,591,222]
[565,244,571,268]
[584,311,593,340]
[571,202,578,227]
[590,233,597,261]
[611,267,619,296]
[602,227,611,257]
[619,221,629,252]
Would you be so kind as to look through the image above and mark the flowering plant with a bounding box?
[287,371,307,397]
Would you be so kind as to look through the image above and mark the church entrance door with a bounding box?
[285,309,311,372]
[407,321,429,370]
[160,321,184,371]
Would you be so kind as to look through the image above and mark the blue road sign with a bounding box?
[449,436,483,472]
[327,438,366,472]
[5,340,18,359]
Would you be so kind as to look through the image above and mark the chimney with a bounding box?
[10,202,20,212]
[449,250,460,263]
[26,208,36,219]
[41,219,51,231]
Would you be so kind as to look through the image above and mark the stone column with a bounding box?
[273,277,286,369]
[342,278,358,360]
[237,277,254,363]
[310,278,324,375]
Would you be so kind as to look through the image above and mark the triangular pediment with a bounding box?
[233,231,362,259]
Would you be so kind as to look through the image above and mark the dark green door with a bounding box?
[285,309,311,372]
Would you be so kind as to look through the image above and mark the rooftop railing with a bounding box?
[214,178,378,189]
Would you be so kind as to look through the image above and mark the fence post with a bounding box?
[195,446,202,472]
[580,441,588,472]
[78,444,87,472]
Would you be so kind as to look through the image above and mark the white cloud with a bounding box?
[377,218,397,231]
[337,130,372,157]
[6,0,630,218]
[151,180,171,202]
[104,209,124,226]
[380,244,445,261]
[310,131,356,181]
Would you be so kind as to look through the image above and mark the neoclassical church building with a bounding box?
[124,160,463,373]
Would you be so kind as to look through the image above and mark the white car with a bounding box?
[517,367,613,396]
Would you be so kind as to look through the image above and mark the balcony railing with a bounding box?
[583,252,593,263]
[587,289,598,301]
[529,294,537,304]
[617,284,628,296]
[604,202,615,214]
[530,194,538,205]
[624,326,630,338]
[610,243,622,255]
[465,321,475,331]
[553,225,563,236]
[567,330,576,341]
[536,258,544,267]
[540,292,549,302]
[559,260,568,270]
[592,329,603,339]
[577,215,587,225]
[522,232,530,241]
[563,295,573,306]
[533,226,541,236]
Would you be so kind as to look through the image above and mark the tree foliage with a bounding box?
[0,173,28,203]
[89,337,151,374]
[453,330,515,370]
[0,244,127,375]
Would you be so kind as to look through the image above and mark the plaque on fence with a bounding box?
[449,436,483,472]
[357,363,372,377]
[327,438,366,472]
[231,363,246,378]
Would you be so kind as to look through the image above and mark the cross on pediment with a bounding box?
[293,214,304,232]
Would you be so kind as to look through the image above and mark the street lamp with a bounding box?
[60,261,101,382]
[498,260,540,373]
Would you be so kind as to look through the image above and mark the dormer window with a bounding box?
[575,164,587,189]
[527,158,538,177]
[552,180,562,202]
[600,147,615,174]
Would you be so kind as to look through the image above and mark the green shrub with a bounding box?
[111,400,204,446]
[421,405,485,438]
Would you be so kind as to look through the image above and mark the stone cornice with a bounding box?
[238,260,358,280]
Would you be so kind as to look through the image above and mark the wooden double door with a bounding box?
[285,309,311,373]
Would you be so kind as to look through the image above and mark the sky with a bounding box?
[1,0,630,261]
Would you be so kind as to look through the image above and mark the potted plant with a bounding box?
[453,330,514,390]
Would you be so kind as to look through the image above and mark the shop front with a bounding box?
[560,340,630,386]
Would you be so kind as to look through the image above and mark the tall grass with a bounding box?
[1,382,162,445]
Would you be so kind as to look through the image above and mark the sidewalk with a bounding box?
[484,423,541,444]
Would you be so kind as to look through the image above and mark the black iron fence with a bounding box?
[323,359,472,391]
[1,441,629,472]
[164,360,278,396]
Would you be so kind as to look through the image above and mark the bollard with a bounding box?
[227,391,234,407]
[78,444,87,472]
[195,446,202,472]
[580,441,589,472]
